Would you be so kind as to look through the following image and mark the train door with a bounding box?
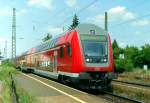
[53,50,57,72]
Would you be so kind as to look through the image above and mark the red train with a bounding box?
[16,23,115,90]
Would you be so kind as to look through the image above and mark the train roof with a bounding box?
[20,23,107,56]
[76,23,107,35]
[35,38,58,53]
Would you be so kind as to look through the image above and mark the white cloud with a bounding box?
[28,0,53,10]
[132,20,150,27]
[119,42,126,48]
[48,26,63,36]
[65,0,77,7]
[87,6,136,25]
[108,6,135,21]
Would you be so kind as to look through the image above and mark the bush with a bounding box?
[2,59,15,67]
[114,59,134,73]
[114,59,125,73]
[124,59,134,72]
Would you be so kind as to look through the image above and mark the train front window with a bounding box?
[82,41,108,63]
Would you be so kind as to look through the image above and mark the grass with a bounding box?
[118,68,150,83]
[114,68,150,103]
[0,63,17,103]
[113,84,150,103]
[16,86,37,103]
[0,62,37,103]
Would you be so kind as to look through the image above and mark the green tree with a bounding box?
[134,44,150,68]
[42,33,52,42]
[115,59,125,73]
[112,39,119,50]
[112,39,123,59]
[69,14,79,30]
[134,54,144,68]
[115,58,134,73]
[141,44,150,68]
[124,46,139,67]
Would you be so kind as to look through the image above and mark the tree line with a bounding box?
[112,39,150,72]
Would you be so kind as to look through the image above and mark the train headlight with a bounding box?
[86,58,90,62]
[103,59,107,62]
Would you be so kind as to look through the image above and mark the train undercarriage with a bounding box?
[58,72,115,92]
[17,66,114,92]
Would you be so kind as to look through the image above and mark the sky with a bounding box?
[0,0,150,58]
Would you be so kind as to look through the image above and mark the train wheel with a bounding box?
[106,84,113,93]
[58,75,66,84]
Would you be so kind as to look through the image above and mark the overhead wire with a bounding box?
[57,0,99,27]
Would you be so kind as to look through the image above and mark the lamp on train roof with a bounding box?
[90,30,95,35]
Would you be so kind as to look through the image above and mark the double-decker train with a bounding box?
[16,23,115,90]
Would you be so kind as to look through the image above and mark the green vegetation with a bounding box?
[0,62,37,103]
[16,87,37,103]
[112,39,150,72]
[68,14,79,30]
[42,33,52,42]
[0,63,17,103]
[113,83,150,103]
[118,69,150,83]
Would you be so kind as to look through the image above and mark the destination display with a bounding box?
[80,35,107,41]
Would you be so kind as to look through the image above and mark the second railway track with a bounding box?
[99,91,143,103]
[112,79,150,90]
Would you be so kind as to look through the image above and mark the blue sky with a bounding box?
[0,0,150,58]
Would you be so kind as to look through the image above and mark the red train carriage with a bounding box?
[16,23,114,90]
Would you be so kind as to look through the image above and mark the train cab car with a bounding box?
[16,23,114,90]
[58,24,114,90]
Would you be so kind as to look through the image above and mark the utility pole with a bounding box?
[4,40,7,59]
[12,8,16,59]
[105,12,108,31]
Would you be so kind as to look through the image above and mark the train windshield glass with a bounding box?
[81,40,108,63]
[82,41,107,57]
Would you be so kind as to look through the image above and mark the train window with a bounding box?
[60,47,64,58]
[51,40,55,48]
[90,30,95,35]
[67,44,72,56]
[47,61,50,66]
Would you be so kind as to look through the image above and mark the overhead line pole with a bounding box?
[4,40,7,59]
[105,12,108,31]
[12,8,16,60]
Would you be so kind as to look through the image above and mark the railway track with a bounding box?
[112,79,150,88]
[99,90,143,103]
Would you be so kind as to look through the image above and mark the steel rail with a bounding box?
[112,79,150,88]
[102,90,143,103]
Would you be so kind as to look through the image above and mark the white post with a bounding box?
[0,60,1,65]
[143,65,148,71]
